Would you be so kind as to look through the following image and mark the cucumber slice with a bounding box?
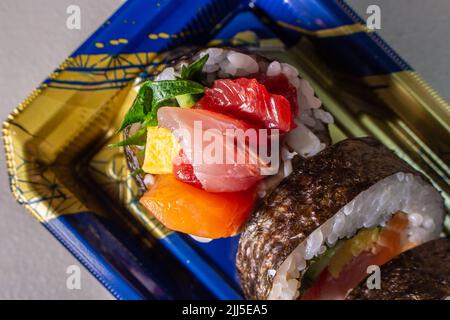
[301,241,343,290]
[176,94,196,108]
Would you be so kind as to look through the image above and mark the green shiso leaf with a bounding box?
[148,80,204,106]
[115,55,208,146]
[117,83,153,132]
[117,79,205,130]
[180,54,209,81]
[143,79,205,126]
[109,127,147,147]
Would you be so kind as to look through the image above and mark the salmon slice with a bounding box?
[140,174,257,238]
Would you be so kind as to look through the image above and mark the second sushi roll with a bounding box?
[348,238,449,300]
[237,137,445,300]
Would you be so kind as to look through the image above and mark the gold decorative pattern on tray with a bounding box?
[277,21,373,38]
[2,51,158,223]
[88,114,172,239]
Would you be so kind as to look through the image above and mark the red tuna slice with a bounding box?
[258,74,299,116]
[158,107,277,192]
[196,78,295,133]
[172,149,202,189]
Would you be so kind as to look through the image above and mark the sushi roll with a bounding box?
[236,137,445,300]
[348,238,450,300]
[119,47,333,239]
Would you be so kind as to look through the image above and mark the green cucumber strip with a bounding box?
[176,94,197,108]
[300,241,343,292]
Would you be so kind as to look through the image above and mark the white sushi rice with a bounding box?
[267,172,445,300]
[143,174,155,187]
[281,147,297,178]
[189,235,213,243]
[155,67,176,81]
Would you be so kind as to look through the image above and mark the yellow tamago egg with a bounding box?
[142,127,180,174]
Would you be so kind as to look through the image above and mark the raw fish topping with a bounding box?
[196,78,295,133]
[158,107,269,192]
[258,73,299,116]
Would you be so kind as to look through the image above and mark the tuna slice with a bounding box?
[196,78,295,133]
[258,74,299,116]
[157,107,274,192]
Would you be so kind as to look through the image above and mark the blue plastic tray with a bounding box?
[5,0,449,300]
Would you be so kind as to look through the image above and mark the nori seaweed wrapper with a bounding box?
[347,238,450,300]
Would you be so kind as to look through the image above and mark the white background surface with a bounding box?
[0,0,448,299]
